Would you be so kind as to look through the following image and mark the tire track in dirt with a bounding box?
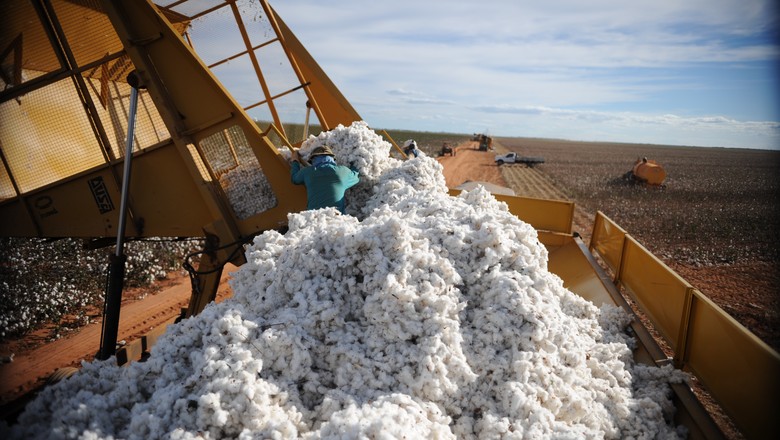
[500,165,566,199]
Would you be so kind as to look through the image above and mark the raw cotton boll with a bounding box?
[360,157,449,216]
[8,358,129,438]
[312,394,454,440]
[631,364,688,424]
[300,121,396,182]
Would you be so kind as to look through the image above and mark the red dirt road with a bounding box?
[436,142,507,189]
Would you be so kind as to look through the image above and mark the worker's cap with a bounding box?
[310,145,334,157]
[403,139,416,148]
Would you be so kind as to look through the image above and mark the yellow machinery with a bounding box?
[1,1,778,438]
[627,157,667,185]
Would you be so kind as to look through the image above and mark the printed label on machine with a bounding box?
[88,176,114,214]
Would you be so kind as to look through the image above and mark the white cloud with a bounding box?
[271,0,779,149]
[471,104,780,131]
[385,89,456,105]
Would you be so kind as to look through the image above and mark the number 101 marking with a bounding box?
[34,195,58,218]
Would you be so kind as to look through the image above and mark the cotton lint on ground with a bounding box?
[1,121,688,439]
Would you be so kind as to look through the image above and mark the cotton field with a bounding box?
[0,238,202,340]
[1,122,688,439]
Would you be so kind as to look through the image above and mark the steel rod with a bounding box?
[98,84,139,360]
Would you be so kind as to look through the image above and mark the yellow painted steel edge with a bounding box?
[547,236,616,308]
[378,130,409,159]
[589,211,780,438]
[589,211,626,276]
[619,235,690,353]
[0,145,214,238]
[683,289,780,439]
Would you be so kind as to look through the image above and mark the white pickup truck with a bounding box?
[494,152,545,167]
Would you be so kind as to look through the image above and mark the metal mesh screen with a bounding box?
[199,129,241,176]
[1,0,177,195]
[49,0,171,158]
[0,77,106,193]
[2,0,311,199]
[1,1,63,86]
[81,56,170,158]
[0,153,16,200]
[50,0,124,67]
[186,143,213,182]
[199,126,277,219]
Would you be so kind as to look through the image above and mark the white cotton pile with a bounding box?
[218,161,277,219]
[1,121,688,439]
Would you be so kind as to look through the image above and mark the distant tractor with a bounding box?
[478,135,493,151]
[624,157,667,186]
[440,143,455,156]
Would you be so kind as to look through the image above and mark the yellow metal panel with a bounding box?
[102,0,307,244]
[0,144,217,238]
[589,211,626,275]
[543,232,723,439]
[684,290,780,439]
[536,230,571,249]
[542,233,656,366]
[124,144,216,237]
[586,211,779,438]
[495,193,573,234]
[619,236,689,352]
[448,189,574,234]
[15,169,122,237]
[547,239,616,307]
[0,78,107,193]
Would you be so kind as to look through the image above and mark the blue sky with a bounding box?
[271,0,779,149]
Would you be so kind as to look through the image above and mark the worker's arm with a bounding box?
[343,166,360,189]
[291,160,308,185]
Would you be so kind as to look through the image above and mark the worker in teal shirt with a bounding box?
[290,145,359,213]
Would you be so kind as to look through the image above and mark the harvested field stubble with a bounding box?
[498,137,780,352]
[500,140,780,264]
